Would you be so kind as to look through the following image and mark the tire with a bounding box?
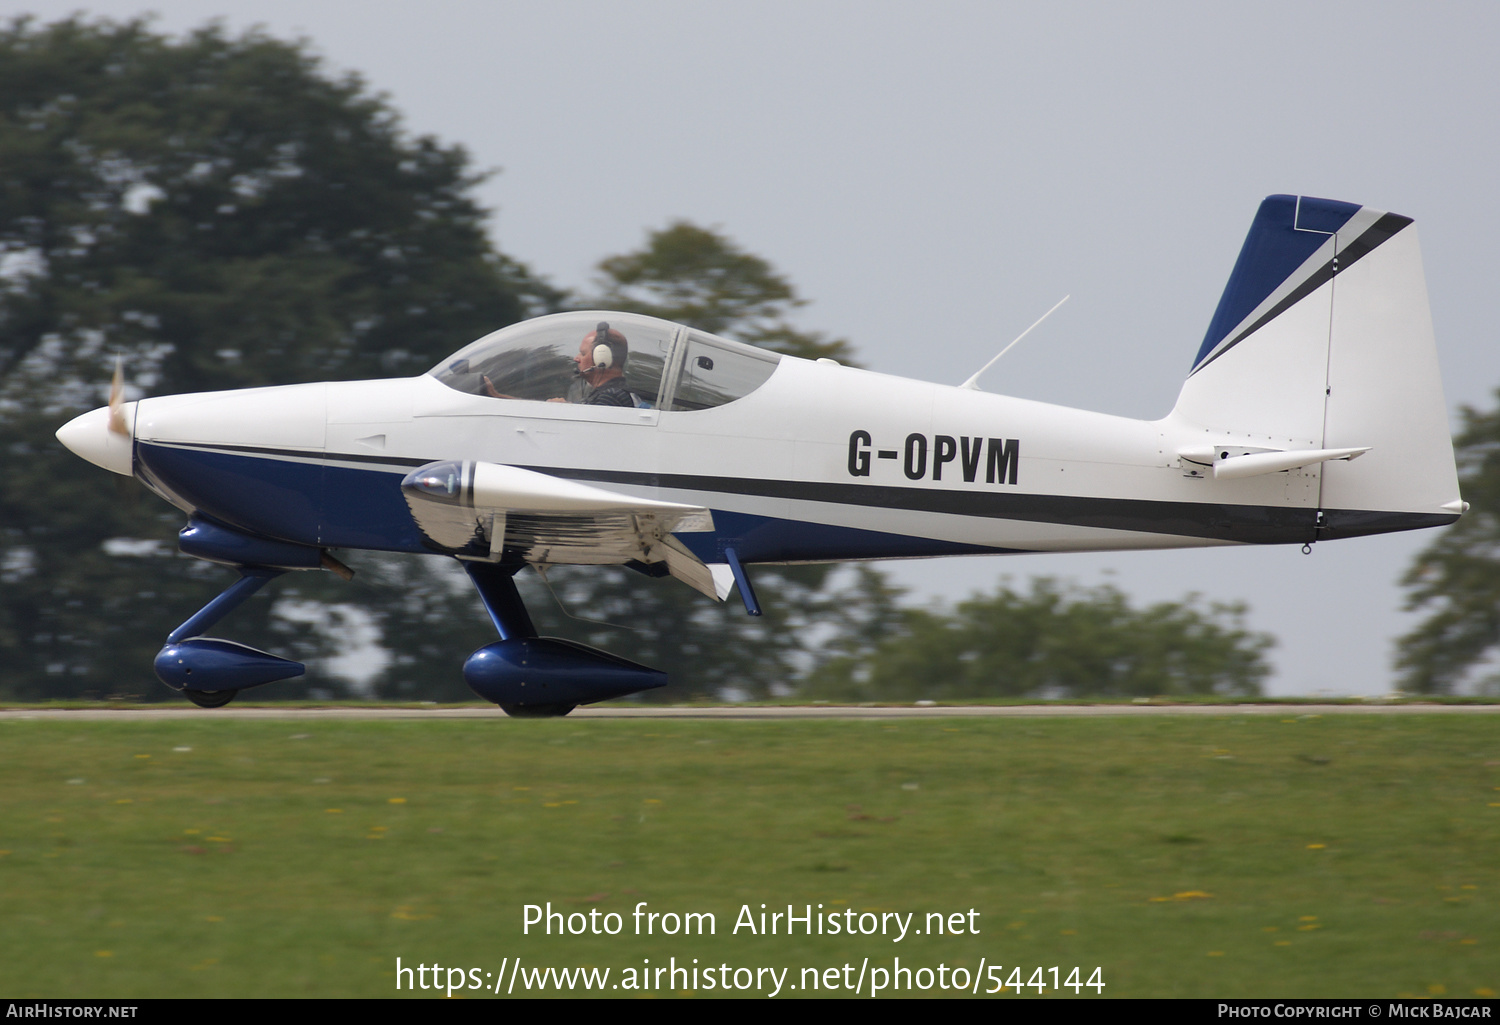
[183,689,237,709]
[499,703,576,718]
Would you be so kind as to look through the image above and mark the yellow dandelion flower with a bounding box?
[1299,916,1318,922]
[388,798,406,804]
[1306,843,1325,850]
[95,951,113,958]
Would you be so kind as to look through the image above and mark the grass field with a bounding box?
[0,713,1496,998]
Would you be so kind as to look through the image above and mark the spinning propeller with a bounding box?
[55,354,137,476]
[107,354,130,437]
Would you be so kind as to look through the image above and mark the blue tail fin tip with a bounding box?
[1194,195,1361,369]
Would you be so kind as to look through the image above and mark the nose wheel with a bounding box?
[183,689,237,709]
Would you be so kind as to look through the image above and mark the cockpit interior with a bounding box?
[431,311,782,411]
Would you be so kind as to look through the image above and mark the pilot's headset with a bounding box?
[590,322,616,370]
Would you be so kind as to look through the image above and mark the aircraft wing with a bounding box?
[400,460,729,600]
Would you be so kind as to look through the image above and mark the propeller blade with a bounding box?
[107,355,129,436]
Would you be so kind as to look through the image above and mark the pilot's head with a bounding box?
[577,322,628,377]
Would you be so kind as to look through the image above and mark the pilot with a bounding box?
[572,322,635,406]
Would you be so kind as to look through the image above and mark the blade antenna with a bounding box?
[959,295,1069,391]
[533,565,638,632]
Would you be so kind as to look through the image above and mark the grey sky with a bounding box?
[17,1,1500,694]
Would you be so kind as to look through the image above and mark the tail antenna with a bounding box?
[959,295,1070,391]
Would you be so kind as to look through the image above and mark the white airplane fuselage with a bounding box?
[79,350,1451,572]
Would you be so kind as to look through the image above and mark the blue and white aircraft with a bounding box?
[56,195,1464,714]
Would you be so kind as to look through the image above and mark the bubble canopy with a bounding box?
[430,311,781,411]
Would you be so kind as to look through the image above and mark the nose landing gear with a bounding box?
[154,567,305,707]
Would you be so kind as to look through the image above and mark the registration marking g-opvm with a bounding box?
[848,431,1020,485]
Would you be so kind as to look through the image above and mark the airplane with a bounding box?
[55,195,1465,715]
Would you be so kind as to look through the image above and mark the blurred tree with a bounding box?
[0,16,556,699]
[804,577,1273,700]
[1396,396,1500,694]
[592,221,856,363]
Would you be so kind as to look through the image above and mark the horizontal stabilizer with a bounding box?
[1212,446,1371,480]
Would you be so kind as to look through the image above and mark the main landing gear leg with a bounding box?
[153,567,306,708]
[459,562,665,717]
[463,562,572,718]
[464,562,537,641]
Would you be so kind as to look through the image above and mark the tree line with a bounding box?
[5,16,1483,701]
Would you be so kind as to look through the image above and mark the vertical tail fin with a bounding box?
[1172,195,1462,535]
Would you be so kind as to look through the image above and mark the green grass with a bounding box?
[0,715,1496,998]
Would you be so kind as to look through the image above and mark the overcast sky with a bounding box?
[17,1,1500,694]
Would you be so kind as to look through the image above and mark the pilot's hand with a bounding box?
[483,375,524,400]
[547,397,568,403]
